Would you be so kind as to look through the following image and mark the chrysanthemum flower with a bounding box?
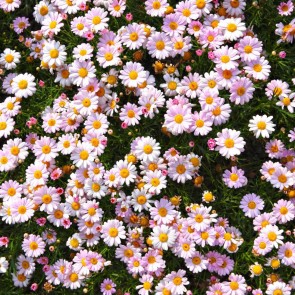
[219,17,246,41]
[147,32,173,59]
[101,219,126,247]
[69,60,96,88]
[240,193,264,218]
[22,234,45,257]
[215,128,245,158]
[145,0,168,17]
[11,73,36,98]
[151,224,177,251]
[0,48,21,70]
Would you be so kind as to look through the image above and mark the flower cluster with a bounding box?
[0,0,294,294]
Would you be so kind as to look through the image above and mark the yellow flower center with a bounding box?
[182,8,191,17]
[17,273,27,282]
[268,232,277,241]
[10,146,19,156]
[120,168,130,178]
[49,49,59,58]
[237,87,245,96]
[176,164,186,174]
[159,233,168,242]
[49,21,57,29]
[18,80,28,89]
[280,206,288,215]
[18,205,27,214]
[174,114,183,123]
[54,209,63,219]
[109,228,118,237]
[230,173,238,181]
[76,23,84,31]
[253,64,262,72]
[229,282,239,290]
[129,71,138,80]
[5,54,14,63]
[78,68,88,78]
[42,194,52,204]
[151,178,160,187]
[224,138,234,148]
[143,144,153,154]
[168,81,177,90]
[152,1,161,9]
[244,45,253,53]
[221,55,230,63]
[92,183,100,192]
[22,261,30,269]
[80,150,89,160]
[40,6,49,16]
[129,32,138,41]
[104,53,113,61]
[169,22,178,30]
[156,41,165,50]
[29,241,38,250]
[34,170,42,179]
[195,214,204,223]
[70,238,79,248]
[69,273,78,282]
[173,276,182,286]
[278,174,287,183]
[158,207,167,217]
[227,23,237,32]
[196,119,204,127]
[92,16,101,25]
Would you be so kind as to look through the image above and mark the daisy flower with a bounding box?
[0,180,22,201]
[132,136,161,162]
[278,242,295,266]
[151,225,177,251]
[229,77,255,105]
[108,0,126,17]
[136,274,154,295]
[57,134,76,155]
[71,16,89,37]
[0,257,8,274]
[190,111,213,136]
[145,0,168,17]
[178,72,202,99]
[219,18,246,41]
[115,159,137,186]
[73,43,93,61]
[277,1,294,16]
[0,115,15,138]
[47,203,70,228]
[266,281,291,295]
[276,92,295,113]
[240,193,264,218]
[223,0,246,16]
[165,269,189,295]
[101,219,126,247]
[101,278,116,295]
[269,166,294,190]
[41,12,64,36]
[11,197,35,223]
[146,32,173,59]
[22,234,46,257]
[69,60,96,88]
[33,136,58,162]
[119,61,146,88]
[12,272,31,287]
[168,155,194,183]
[0,96,21,117]
[198,27,224,50]
[71,142,96,168]
[238,36,263,62]
[223,273,247,295]
[149,198,177,225]
[119,102,141,126]
[11,73,36,98]
[97,45,121,68]
[260,224,284,248]
[175,0,199,24]
[164,104,192,135]
[121,23,146,50]
[86,7,109,33]
[0,0,21,12]
[273,199,295,224]
[0,48,21,70]
[244,57,271,80]
[33,185,61,213]
[16,255,35,276]
[213,45,240,70]
[185,251,208,273]
[162,13,186,38]
[143,170,167,195]
[223,166,248,189]
[215,128,245,159]
[25,161,49,188]
[248,114,276,138]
